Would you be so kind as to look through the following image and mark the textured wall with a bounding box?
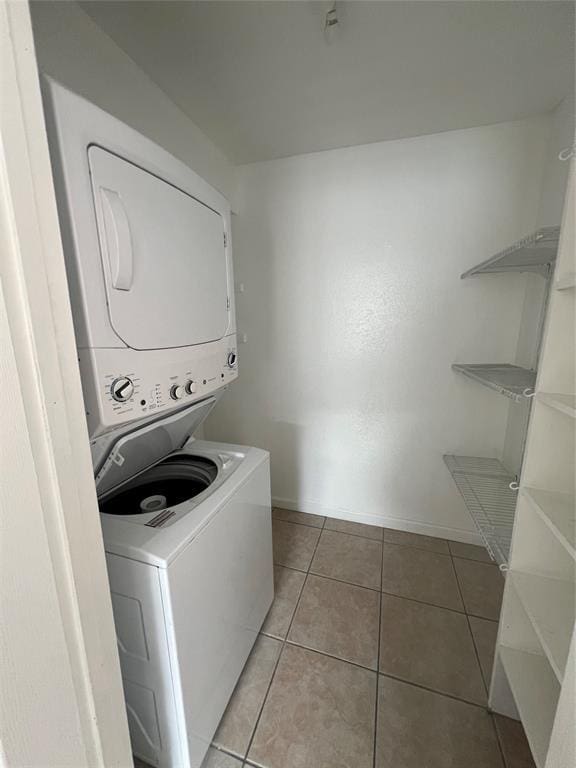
[206,117,550,540]
[30,1,235,201]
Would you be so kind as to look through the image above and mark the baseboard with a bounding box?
[271,495,483,546]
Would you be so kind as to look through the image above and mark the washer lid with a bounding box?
[94,395,217,497]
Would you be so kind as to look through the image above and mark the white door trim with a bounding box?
[1,2,132,765]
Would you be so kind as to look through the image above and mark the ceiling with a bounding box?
[80,1,575,164]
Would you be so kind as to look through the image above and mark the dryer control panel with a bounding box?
[80,335,237,437]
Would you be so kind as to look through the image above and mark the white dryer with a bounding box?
[42,80,274,768]
[42,78,238,439]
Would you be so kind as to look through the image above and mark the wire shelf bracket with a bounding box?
[461,226,560,279]
[444,454,518,567]
[452,363,537,403]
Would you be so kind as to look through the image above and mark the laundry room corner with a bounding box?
[29,0,238,205]
[4,3,575,768]
[203,115,557,543]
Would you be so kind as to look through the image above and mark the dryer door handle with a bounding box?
[100,187,134,291]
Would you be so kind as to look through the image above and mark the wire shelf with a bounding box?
[452,363,537,402]
[444,454,518,566]
[461,226,560,279]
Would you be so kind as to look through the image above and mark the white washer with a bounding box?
[95,396,273,768]
[42,80,274,768]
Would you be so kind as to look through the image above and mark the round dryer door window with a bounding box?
[99,454,218,516]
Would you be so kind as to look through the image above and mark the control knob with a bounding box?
[170,384,185,400]
[185,380,197,395]
[110,376,134,403]
[227,351,237,368]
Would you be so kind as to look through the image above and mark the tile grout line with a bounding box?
[451,554,499,570]
[322,522,382,542]
[373,533,384,768]
[210,744,248,764]
[204,633,504,768]
[270,637,495,711]
[380,587,472,617]
[241,519,326,765]
[274,562,498,617]
[186,533,499,768]
[281,562,382,592]
[274,513,498,562]
[274,511,384,542]
[448,551,508,768]
[260,529,501,764]
[376,668,496,711]
[281,637,377,674]
[272,515,324,528]
[450,551,501,627]
[492,717,512,768]
[383,533,450,557]
[277,524,494,563]
[448,541,497,567]
[467,613,490,699]
[448,550,487,693]
[275,514,487,553]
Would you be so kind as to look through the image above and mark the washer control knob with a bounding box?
[111,376,134,402]
[184,380,197,395]
[227,351,237,368]
[170,384,184,400]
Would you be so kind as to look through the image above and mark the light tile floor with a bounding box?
[140,510,536,768]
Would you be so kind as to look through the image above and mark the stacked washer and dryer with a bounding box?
[42,80,274,768]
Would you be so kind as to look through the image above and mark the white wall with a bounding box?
[503,97,575,476]
[0,290,87,768]
[1,3,131,764]
[537,93,575,228]
[29,0,235,202]
[206,117,551,540]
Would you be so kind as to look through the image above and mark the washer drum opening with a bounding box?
[99,454,218,516]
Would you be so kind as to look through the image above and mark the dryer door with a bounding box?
[88,146,229,350]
